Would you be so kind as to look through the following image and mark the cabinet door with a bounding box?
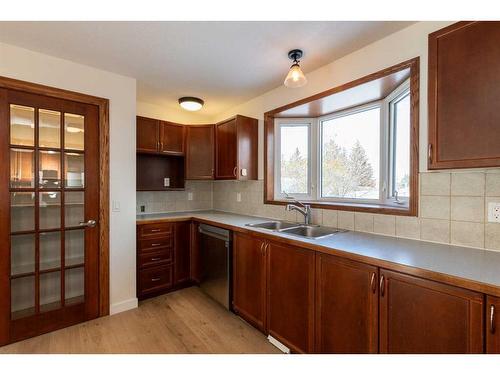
[190,222,202,284]
[137,116,159,153]
[160,121,184,155]
[215,118,237,179]
[174,221,191,285]
[233,233,267,332]
[186,125,214,179]
[267,242,315,353]
[315,254,378,353]
[379,269,484,353]
[428,21,500,169]
[487,296,500,354]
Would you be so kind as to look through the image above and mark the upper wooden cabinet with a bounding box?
[428,21,500,169]
[379,269,484,353]
[136,116,185,156]
[215,115,258,180]
[487,295,500,354]
[232,233,267,332]
[185,125,214,179]
[137,116,160,153]
[315,254,378,353]
[267,241,315,353]
[160,121,185,155]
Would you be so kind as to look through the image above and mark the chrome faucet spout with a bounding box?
[285,200,312,225]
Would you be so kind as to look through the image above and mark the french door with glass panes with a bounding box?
[0,88,100,344]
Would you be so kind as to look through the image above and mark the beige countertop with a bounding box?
[137,210,500,296]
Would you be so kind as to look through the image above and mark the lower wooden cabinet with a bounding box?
[315,254,378,353]
[379,269,484,353]
[174,222,191,285]
[137,221,191,299]
[487,296,500,353]
[232,233,267,332]
[267,242,315,353]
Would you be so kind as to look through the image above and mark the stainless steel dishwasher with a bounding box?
[198,224,231,309]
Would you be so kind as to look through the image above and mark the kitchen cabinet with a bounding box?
[232,233,267,332]
[215,115,258,180]
[428,21,500,169]
[315,254,378,353]
[174,221,191,285]
[487,296,500,354]
[160,121,185,155]
[379,269,484,353]
[136,221,191,299]
[185,125,214,179]
[136,116,185,155]
[267,241,315,353]
[137,116,159,153]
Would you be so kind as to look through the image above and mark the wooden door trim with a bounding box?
[0,75,110,317]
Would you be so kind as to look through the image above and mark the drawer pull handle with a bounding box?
[380,275,385,297]
[151,243,162,247]
[491,304,496,334]
[370,272,376,293]
[151,257,161,261]
[151,277,161,282]
[150,229,161,232]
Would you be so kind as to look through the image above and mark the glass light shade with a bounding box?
[179,97,204,111]
[284,63,307,88]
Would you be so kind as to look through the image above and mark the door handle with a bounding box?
[79,219,97,228]
[370,272,376,293]
[491,304,496,334]
[380,275,385,297]
[428,143,433,164]
[151,257,161,261]
[151,277,161,282]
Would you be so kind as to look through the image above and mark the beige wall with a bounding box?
[0,41,138,314]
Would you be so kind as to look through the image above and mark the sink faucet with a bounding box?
[284,195,312,225]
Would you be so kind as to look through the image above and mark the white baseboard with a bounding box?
[110,298,138,315]
[268,335,290,354]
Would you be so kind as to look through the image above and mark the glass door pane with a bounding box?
[64,113,84,150]
[40,232,61,271]
[40,271,61,312]
[39,192,61,230]
[39,109,61,148]
[10,105,34,146]
[39,150,61,189]
[11,276,35,319]
[10,192,35,232]
[11,234,35,276]
[10,149,34,188]
[65,267,84,305]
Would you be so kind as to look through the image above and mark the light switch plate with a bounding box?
[187,192,193,201]
[112,200,121,212]
[241,168,247,177]
[488,202,500,223]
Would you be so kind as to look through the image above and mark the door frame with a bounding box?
[0,75,110,319]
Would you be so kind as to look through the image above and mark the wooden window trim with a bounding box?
[0,75,110,316]
[264,57,420,216]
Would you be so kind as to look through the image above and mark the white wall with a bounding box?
[212,21,454,178]
[0,42,138,314]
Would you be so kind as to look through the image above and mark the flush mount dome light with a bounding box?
[284,49,307,88]
[178,97,204,111]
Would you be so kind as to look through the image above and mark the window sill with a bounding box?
[266,199,416,216]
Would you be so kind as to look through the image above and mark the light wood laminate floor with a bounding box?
[0,287,280,354]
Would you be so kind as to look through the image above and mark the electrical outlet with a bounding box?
[140,205,145,213]
[164,178,170,187]
[187,192,193,201]
[488,202,500,223]
[236,192,241,202]
[112,200,121,212]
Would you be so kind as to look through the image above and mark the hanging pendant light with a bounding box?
[284,49,307,88]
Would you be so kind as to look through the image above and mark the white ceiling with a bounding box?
[0,21,414,117]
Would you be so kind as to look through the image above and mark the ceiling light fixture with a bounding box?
[284,49,307,88]
[178,97,204,111]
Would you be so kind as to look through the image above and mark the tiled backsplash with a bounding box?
[137,171,500,251]
[212,170,500,252]
[136,180,213,213]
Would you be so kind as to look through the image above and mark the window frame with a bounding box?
[264,57,419,217]
[274,118,315,200]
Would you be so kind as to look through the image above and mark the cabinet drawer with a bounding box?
[138,223,173,239]
[138,237,173,253]
[138,249,172,269]
[138,265,173,295]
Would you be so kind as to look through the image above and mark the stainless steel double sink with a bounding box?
[246,221,346,240]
